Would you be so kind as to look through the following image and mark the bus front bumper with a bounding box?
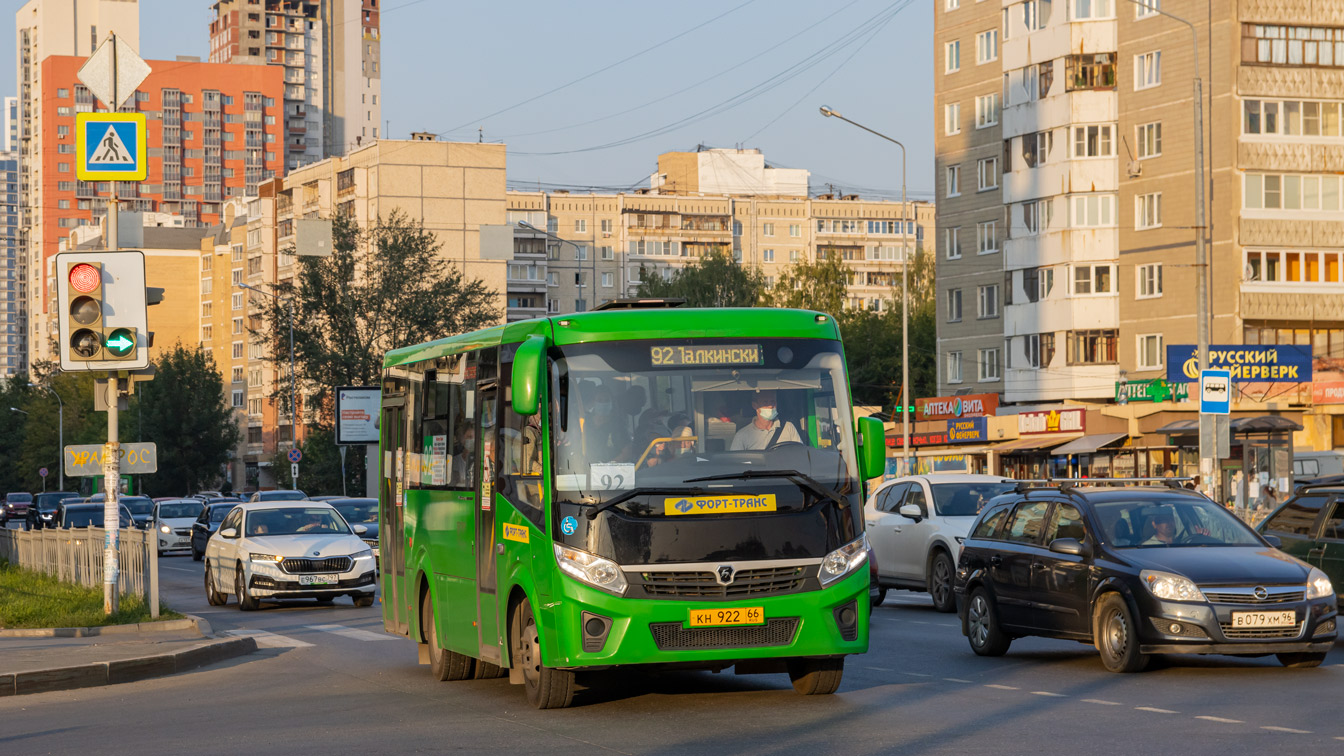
[540,567,870,669]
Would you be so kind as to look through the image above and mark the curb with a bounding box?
[0,636,258,697]
[0,617,203,639]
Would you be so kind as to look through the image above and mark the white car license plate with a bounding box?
[1230,610,1295,628]
[299,574,339,586]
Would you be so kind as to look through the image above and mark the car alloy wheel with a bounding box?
[965,587,1010,656]
[968,594,990,648]
[929,552,955,613]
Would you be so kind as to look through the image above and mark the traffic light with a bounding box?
[55,251,149,371]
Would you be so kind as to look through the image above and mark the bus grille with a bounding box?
[281,557,352,574]
[638,566,809,599]
[649,618,799,650]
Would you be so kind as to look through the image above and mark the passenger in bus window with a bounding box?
[583,385,622,462]
[451,425,476,487]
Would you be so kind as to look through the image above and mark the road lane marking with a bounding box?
[944,678,972,683]
[160,564,204,573]
[1135,707,1179,714]
[1196,716,1243,724]
[1082,699,1121,706]
[903,672,932,677]
[1031,691,1065,697]
[985,684,1018,690]
[305,624,398,642]
[1261,726,1311,734]
[863,666,894,672]
[222,628,313,648]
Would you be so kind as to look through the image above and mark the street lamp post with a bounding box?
[238,281,299,488]
[29,383,64,491]
[518,220,595,311]
[818,106,911,471]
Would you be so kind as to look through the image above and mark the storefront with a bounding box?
[885,416,998,478]
[1153,415,1302,513]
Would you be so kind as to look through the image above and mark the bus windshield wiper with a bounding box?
[583,487,716,520]
[686,470,849,510]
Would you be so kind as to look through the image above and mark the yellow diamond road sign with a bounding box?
[76,112,147,181]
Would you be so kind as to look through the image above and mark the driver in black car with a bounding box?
[1142,505,1210,545]
[730,390,802,450]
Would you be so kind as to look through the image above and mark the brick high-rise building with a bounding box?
[208,0,381,170]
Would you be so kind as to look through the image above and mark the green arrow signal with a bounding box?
[105,329,135,356]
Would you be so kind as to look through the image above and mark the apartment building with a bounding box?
[209,0,381,168]
[199,200,253,489]
[505,149,933,319]
[0,152,19,377]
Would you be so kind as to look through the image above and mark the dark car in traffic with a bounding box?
[56,502,134,529]
[2,492,33,525]
[119,496,155,529]
[1257,484,1344,608]
[191,500,241,560]
[24,492,80,530]
[955,481,1337,672]
[329,497,378,556]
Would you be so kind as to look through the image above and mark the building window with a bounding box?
[575,245,588,260]
[1024,332,1055,368]
[1022,130,1053,167]
[1066,53,1117,90]
[977,220,998,254]
[977,157,998,191]
[789,223,801,237]
[574,219,587,233]
[1068,329,1118,364]
[1073,264,1115,295]
[1137,121,1162,159]
[790,249,801,262]
[1135,192,1162,229]
[1072,124,1115,157]
[57,162,70,173]
[1244,249,1344,285]
[946,40,961,73]
[947,0,959,9]
[977,284,1000,319]
[946,227,962,259]
[1243,24,1344,67]
[600,245,614,260]
[763,222,775,236]
[947,288,963,322]
[232,342,244,360]
[1023,0,1051,31]
[763,248,775,262]
[231,390,244,408]
[975,93,1000,128]
[1135,0,1159,18]
[1024,267,1056,301]
[232,367,245,384]
[232,292,244,310]
[232,317,244,335]
[1243,99,1344,136]
[947,351,964,383]
[976,30,999,64]
[1138,334,1164,369]
[945,102,961,135]
[1137,263,1163,298]
[1073,0,1113,20]
[1135,51,1162,89]
[1071,194,1116,227]
[1021,198,1054,235]
[978,348,1001,381]
[601,272,614,288]
[946,164,961,197]
[1244,172,1344,212]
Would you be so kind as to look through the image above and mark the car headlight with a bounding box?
[820,534,869,586]
[160,524,172,533]
[1141,569,1206,603]
[553,544,627,595]
[247,553,283,563]
[351,548,374,560]
[1307,567,1334,600]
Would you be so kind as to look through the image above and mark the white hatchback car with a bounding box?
[204,501,377,610]
[865,474,1018,612]
[153,498,206,556]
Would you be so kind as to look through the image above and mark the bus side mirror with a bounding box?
[511,335,547,416]
[856,417,885,482]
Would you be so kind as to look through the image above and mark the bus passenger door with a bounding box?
[475,381,503,664]
[380,400,408,635]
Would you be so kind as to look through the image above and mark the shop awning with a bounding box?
[1155,415,1303,435]
[1050,432,1129,456]
[991,435,1080,453]
[1154,419,1199,435]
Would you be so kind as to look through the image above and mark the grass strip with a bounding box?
[0,559,181,628]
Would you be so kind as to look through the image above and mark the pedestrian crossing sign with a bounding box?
[75,112,147,181]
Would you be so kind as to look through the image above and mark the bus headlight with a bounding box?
[554,544,627,596]
[820,535,868,586]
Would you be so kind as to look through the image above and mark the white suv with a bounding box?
[864,474,1017,612]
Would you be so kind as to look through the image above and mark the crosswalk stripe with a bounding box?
[305,624,397,642]
[222,628,313,648]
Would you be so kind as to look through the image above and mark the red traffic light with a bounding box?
[69,263,101,293]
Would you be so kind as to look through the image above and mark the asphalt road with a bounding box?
[4,542,1344,754]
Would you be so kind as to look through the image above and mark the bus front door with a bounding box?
[475,381,503,665]
[381,400,409,635]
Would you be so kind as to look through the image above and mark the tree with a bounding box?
[255,211,499,417]
[13,369,104,494]
[268,426,364,496]
[634,250,766,307]
[768,254,849,316]
[0,374,36,494]
[136,345,240,496]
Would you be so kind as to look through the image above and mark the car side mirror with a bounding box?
[1263,534,1282,549]
[219,527,238,539]
[898,503,923,522]
[353,524,368,536]
[1049,537,1091,557]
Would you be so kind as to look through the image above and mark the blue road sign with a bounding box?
[287,447,303,463]
[1200,369,1231,415]
[76,112,147,181]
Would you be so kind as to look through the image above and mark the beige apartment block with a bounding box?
[198,203,251,490]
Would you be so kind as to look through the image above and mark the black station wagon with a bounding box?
[954,481,1338,672]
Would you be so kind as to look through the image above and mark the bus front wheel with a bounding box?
[512,600,574,709]
[423,591,475,681]
[787,657,845,695]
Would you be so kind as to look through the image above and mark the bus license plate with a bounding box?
[1230,610,1295,628]
[299,574,338,586]
[688,607,765,628]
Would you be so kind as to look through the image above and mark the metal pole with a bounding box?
[103,40,122,613]
[289,299,298,489]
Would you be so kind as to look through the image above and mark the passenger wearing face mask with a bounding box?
[730,390,802,450]
[583,385,622,461]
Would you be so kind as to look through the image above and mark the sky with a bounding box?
[1,0,934,200]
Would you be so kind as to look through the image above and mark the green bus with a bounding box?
[378,304,884,708]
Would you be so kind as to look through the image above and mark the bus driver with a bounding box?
[730,390,802,450]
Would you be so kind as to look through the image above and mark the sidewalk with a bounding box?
[0,617,258,696]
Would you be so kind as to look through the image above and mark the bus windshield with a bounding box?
[549,338,859,509]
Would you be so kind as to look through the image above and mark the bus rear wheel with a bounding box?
[512,600,574,709]
[423,591,474,681]
[787,657,845,695]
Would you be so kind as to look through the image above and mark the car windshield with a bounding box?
[158,501,200,519]
[931,482,1017,516]
[1095,498,1263,548]
[63,508,130,528]
[121,497,153,515]
[35,493,78,509]
[258,491,307,501]
[9,493,32,502]
[548,338,860,508]
[333,501,378,524]
[245,507,350,537]
[209,505,235,522]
